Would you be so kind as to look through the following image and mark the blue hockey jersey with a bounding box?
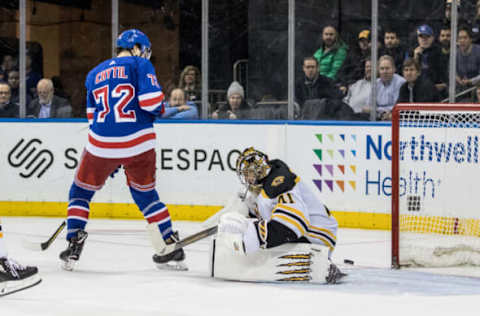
[84,56,165,158]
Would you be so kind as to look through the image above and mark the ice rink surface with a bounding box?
[1,217,480,316]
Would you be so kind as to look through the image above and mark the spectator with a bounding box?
[337,29,371,91]
[313,25,348,80]
[343,59,372,115]
[162,88,199,119]
[28,78,72,118]
[7,69,32,106]
[379,28,407,73]
[0,82,18,117]
[211,81,250,120]
[178,65,201,103]
[376,55,406,120]
[26,54,41,98]
[51,76,70,101]
[471,1,480,44]
[408,24,447,90]
[0,54,15,81]
[295,56,342,109]
[456,27,480,88]
[398,59,439,103]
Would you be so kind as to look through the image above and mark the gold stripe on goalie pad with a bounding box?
[276,276,310,282]
[276,269,311,275]
[400,214,480,236]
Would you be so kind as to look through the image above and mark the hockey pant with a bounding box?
[66,149,172,240]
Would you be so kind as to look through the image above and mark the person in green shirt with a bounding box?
[313,25,348,80]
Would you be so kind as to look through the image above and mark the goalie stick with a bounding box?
[22,221,66,251]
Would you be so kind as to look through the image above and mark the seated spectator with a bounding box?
[0,82,18,117]
[51,76,70,101]
[343,59,372,115]
[26,54,41,98]
[178,65,201,103]
[7,69,32,106]
[407,24,447,90]
[27,78,72,118]
[162,88,199,119]
[437,25,451,98]
[379,27,407,73]
[398,59,439,103]
[337,29,371,91]
[295,57,341,109]
[1,54,15,81]
[456,26,480,88]
[376,55,406,120]
[211,81,250,119]
[471,1,480,44]
[313,25,348,80]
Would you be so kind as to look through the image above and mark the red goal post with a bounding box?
[391,103,480,269]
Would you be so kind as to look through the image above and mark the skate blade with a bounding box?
[155,261,188,271]
[61,259,77,271]
[0,274,42,297]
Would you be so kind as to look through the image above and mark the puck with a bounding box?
[343,259,354,265]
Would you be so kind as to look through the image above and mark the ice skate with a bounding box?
[325,263,347,284]
[59,230,88,271]
[152,232,187,271]
[0,257,41,297]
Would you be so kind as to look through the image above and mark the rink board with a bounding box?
[1,119,396,229]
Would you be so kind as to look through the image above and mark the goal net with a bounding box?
[391,103,480,268]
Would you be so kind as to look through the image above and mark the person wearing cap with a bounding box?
[313,25,348,80]
[336,29,372,94]
[408,24,446,91]
[211,81,251,120]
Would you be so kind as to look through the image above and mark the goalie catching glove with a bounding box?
[218,213,262,254]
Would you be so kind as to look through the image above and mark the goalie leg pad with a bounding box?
[210,234,334,284]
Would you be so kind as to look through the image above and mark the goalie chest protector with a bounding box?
[261,159,297,199]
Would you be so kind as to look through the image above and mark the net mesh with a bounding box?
[397,106,480,267]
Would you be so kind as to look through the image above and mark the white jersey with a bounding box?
[250,178,338,250]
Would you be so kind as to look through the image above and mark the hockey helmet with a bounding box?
[117,29,152,60]
[236,147,271,190]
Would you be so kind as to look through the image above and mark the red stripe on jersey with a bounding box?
[146,209,170,224]
[139,93,165,107]
[88,133,156,149]
[68,208,90,219]
[87,113,94,120]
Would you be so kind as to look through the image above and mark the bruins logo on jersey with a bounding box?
[271,176,285,187]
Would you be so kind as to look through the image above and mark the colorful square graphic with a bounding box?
[312,133,357,193]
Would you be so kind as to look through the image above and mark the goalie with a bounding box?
[210,147,345,284]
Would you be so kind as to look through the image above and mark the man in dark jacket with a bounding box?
[0,82,18,117]
[295,57,342,109]
[398,59,439,103]
[408,24,447,88]
[27,78,72,118]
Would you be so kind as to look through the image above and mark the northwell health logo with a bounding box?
[312,133,357,193]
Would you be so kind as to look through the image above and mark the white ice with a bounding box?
[1,217,480,316]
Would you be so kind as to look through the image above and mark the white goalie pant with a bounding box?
[209,231,331,284]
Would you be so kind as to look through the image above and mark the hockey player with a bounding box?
[59,29,185,271]
[212,147,345,284]
[0,220,41,296]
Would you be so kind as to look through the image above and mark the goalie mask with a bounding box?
[236,147,271,191]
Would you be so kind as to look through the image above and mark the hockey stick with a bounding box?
[157,225,218,256]
[22,221,66,251]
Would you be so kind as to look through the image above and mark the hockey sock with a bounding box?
[66,183,95,240]
[0,223,7,258]
[129,187,172,239]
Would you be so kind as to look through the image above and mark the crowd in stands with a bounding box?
[2,0,480,121]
